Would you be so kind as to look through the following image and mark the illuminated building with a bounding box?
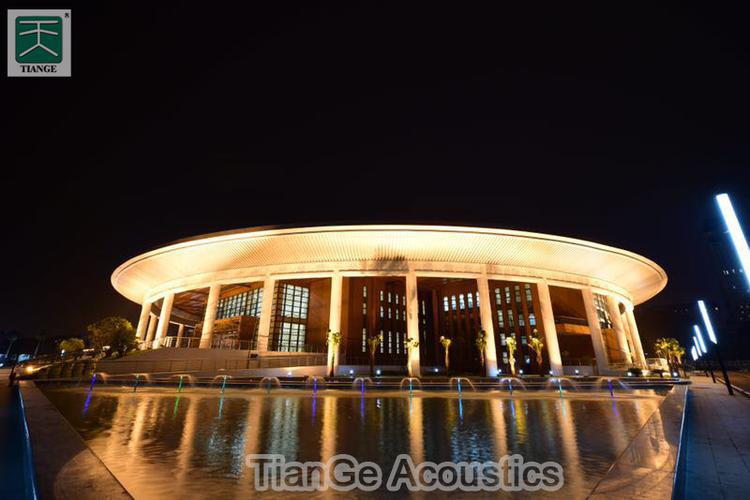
[112,225,667,376]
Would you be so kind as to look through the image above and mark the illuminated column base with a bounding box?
[135,301,152,341]
[607,296,633,366]
[327,272,343,376]
[625,307,647,368]
[199,284,221,349]
[476,275,499,377]
[153,293,174,349]
[537,281,563,376]
[143,313,158,350]
[405,271,422,378]
[256,277,275,352]
[582,288,610,375]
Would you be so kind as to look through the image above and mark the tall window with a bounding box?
[271,283,309,352]
[594,294,612,329]
[216,288,263,320]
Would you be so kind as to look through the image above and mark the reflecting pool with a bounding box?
[41,386,667,498]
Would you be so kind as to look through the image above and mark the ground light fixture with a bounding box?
[697,299,733,395]
[716,193,750,290]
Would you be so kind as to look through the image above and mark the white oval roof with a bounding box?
[112,225,667,305]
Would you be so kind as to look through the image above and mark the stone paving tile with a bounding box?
[680,376,750,500]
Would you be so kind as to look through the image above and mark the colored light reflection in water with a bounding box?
[81,389,93,416]
[172,396,181,419]
[46,386,667,499]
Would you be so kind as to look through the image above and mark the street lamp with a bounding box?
[697,299,733,395]
[693,324,707,353]
[690,346,698,361]
[716,193,750,290]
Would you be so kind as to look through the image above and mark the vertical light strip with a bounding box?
[693,336,702,357]
[697,300,718,344]
[691,345,698,361]
[716,193,750,290]
[693,324,708,353]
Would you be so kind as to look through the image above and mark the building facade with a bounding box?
[112,225,667,376]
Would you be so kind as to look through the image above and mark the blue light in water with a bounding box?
[611,399,619,417]
[311,395,317,420]
[693,325,707,353]
[697,300,718,344]
[510,400,516,419]
[458,397,463,420]
[716,193,750,290]
[218,394,225,418]
[82,389,93,415]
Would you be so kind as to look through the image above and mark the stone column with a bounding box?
[607,295,633,365]
[476,275,499,377]
[405,271,422,378]
[625,306,647,368]
[327,272,344,376]
[143,313,158,350]
[153,292,174,349]
[536,281,563,375]
[256,277,275,352]
[135,301,152,341]
[582,288,609,375]
[176,324,185,347]
[199,284,221,349]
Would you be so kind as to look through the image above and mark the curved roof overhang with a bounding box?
[112,225,668,306]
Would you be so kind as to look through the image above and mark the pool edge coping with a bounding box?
[19,381,133,499]
[587,383,689,499]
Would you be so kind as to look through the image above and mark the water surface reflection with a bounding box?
[42,387,665,498]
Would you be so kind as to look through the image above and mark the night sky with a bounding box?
[3,3,750,343]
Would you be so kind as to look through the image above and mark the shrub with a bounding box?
[46,363,61,379]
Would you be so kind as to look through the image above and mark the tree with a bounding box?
[367,333,383,377]
[87,317,135,357]
[440,336,452,373]
[506,337,518,376]
[111,328,137,358]
[32,331,46,358]
[529,335,544,373]
[3,331,18,358]
[404,336,420,377]
[325,330,342,377]
[475,330,488,368]
[59,338,85,359]
[654,338,674,372]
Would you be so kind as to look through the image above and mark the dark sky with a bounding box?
[3,3,750,339]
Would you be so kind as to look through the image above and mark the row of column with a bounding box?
[135,274,647,376]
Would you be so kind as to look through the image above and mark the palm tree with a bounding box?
[325,330,342,377]
[440,336,452,373]
[506,337,518,376]
[367,333,383,377]
[404,337,420,377]
[32,331,46,359]
[4,332,18,358]
[668,339,686,376]
[654,338,672,371]
[475,330,488,368]
[529,336,544,373]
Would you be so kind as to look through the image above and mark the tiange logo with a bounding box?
[7,9,71,77]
